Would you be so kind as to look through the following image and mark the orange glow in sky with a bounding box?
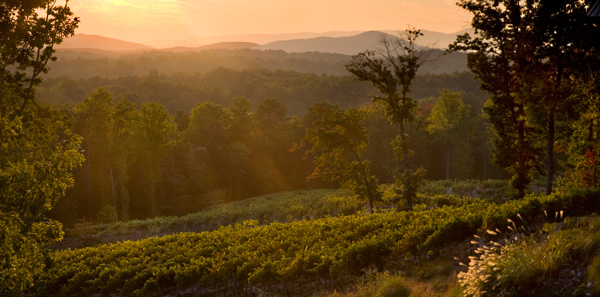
[69,0,471,42]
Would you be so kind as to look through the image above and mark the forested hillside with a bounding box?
[35,42,495,225]
[48,46,467,79]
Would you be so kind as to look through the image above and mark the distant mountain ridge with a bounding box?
[61,29,473,53]
[54,31,469,75]
[57,34,153,52]
[164,42,259,53]
[145,31,365,48]
[253,29,473,55]
[254,31,400,55]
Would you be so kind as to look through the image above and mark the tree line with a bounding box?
[51,85,497,224]
[36,68,488,116]
[46,46,468,79]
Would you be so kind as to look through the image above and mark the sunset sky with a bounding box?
[67,0,472,43]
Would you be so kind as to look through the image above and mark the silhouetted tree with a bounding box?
[346,28,430,208]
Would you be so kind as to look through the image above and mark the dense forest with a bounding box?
[42,67,498,224]
[3,0,600,296]
[27,35,493,224]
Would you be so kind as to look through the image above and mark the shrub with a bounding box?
[96,205,117,224]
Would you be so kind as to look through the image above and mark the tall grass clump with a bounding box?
[459,210,600,297]
[459,233,576,297]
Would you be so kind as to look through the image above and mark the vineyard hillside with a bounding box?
[37,184,600,296]
[56,180,510,249]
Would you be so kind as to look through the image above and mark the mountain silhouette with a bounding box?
[253,29,472,55]
[57,34,154,51]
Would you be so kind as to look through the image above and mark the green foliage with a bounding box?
[34,203,490,297]
[68,89,179,221]
[302,103,381,213]
[459,234,574,297]
[0,1,82,295]
[346,28,430,209]
[0,0,79,103]
[62,180,511,247]
[62,189,360,246]
[459,213,600,297]
[427,90,471,135]
[351,273,412,297]
[559,80,600,189]
[427,90,475,179]
[96,205,117,224]
[419,180,509,203]
[32,188,600,297]
[451,0,600,196]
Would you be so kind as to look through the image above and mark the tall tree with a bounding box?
[185,101,232,197]
[450,0,599,197]
[133,103,177,216]
[73,88,115,219]
[110,97,138,220]
[427,90,473,180]
[346,28,429,208]
[301,103,381,213]
[0,0,80,295]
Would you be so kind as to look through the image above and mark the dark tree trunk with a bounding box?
[545,107,555,195]
[399,122,412,209]
[446,148,450,180]
[110,167,118,220]
[85,143,93,219]
[516,115,527,199]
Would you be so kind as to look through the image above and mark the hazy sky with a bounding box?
[67,0,471,42]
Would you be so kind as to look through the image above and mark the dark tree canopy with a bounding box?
[450,0,600,197]
[0,1,81,295]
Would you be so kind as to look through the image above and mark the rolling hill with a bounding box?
[162,42,259,53]
[144,31,365,48]
[253,31,391,55]
[253,29,474,55]
[57,34,154,52]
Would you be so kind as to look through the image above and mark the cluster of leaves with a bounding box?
[301,103,381,213]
